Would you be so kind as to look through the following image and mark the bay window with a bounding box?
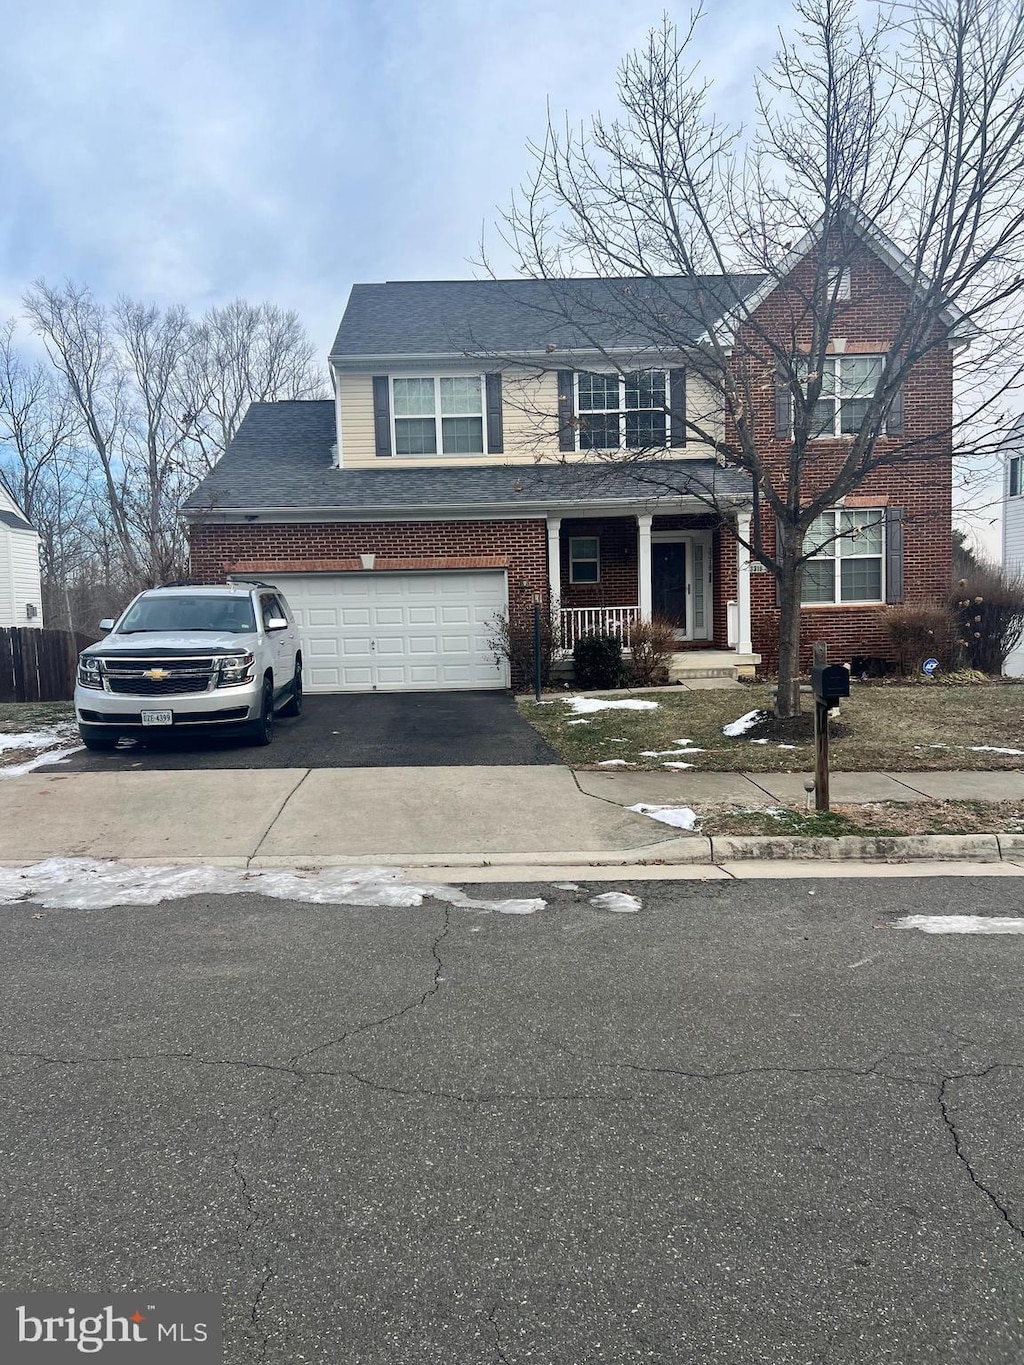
[801,509,885,605]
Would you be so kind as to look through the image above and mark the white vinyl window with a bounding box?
[569,536,600,584]
[802,509,885,605]
[800,356,883,438]
[392,376,485,456]
[576,371,668,450]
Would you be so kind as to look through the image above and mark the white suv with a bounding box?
[75,582,303,751]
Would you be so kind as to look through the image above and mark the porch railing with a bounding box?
[559,605,640,651]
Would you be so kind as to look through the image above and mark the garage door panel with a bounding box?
[258,570,509,693]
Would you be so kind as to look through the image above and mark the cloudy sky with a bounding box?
[1,0,1006,553]
[1,0,786,351]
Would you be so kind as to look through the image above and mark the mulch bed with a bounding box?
[744,712,852,743]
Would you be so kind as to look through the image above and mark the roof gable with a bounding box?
[0,473,33,530]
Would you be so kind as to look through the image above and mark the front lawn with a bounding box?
[520,682,1024,772]
[699,799,1024,837]
[0,702,75,732]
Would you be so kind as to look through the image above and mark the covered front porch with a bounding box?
[546,509,759,678]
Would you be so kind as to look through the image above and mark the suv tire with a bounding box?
[279,660,303,718]
[79,725,120,752]
[250,677,276,747]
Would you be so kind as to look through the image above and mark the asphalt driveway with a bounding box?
[62,691,559,771]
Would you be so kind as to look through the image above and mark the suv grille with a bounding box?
[107,676,210,696]
[99,655,219,696]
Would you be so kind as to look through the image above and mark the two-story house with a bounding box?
[186,220,957,693]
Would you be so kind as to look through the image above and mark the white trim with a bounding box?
[735,514,753,654]
[648,530,713,641]
[546,516,561,609]
[331,362,344,467]
[636,514,653,622]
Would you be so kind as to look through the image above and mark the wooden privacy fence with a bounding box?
[0,627,93,703]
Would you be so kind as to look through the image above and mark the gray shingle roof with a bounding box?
[184,401,751,515]
[331,275,765,359]
[0,510,34,532]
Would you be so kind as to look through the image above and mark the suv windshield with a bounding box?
[117,595,257,635]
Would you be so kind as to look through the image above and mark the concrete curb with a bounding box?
[708,833,1003,862]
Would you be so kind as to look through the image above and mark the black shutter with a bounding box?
[886,384,904,437]
[557,371,576,452]
[668,368,686,446]
[372,376,392,457]
[485,372,503,454]
[775,365,792,440]
[885,506,904,602]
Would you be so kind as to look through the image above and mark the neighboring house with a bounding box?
[1001,414,1024,677]
[186,220,957,694]
[0,475,43,629]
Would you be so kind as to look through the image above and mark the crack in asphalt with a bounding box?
[488,1301,511,1365]
[939,1069,1024,1243]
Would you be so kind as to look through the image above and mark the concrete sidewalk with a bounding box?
[0,763,1019,871]
[576,767,1024,806]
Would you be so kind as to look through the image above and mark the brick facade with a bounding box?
[736,239,953,668]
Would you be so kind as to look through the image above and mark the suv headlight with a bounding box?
[78,656,103,690]
[217,653,255,687]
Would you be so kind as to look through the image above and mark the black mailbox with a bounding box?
[811,663,850,705]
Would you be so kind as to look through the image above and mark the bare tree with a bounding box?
[182,299,326,474]
[494,0,1024,714]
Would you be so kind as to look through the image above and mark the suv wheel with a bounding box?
[79,725,120,752]
[250,677,276,747]
[279,660,303,718]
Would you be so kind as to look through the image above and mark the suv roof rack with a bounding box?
[225,578,279,590]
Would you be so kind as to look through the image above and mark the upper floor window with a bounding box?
[800,356,883,437]
[577,370,668,450]
[801,508,885,605]
[392,376,485,456]
[1010,455,1023,498]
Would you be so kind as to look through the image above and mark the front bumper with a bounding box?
[75,679,262,730]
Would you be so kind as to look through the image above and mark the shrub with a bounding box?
[627,615,677,686]
[880,604,955,676]
[573,632,623,690]
[950,568,1024,675]
[488,600,560,692]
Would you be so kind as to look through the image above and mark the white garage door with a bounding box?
[262,570,509,693]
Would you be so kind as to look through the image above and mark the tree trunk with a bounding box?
[775,526,804,719]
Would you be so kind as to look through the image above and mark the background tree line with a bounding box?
[0,283,325,633]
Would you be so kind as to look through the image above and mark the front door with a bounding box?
[652,542,687,628]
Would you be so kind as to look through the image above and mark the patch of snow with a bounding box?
[552,882,581,891]
[639,747,706,757]
[723,709,766,737]
[662,762,694,770]
[566,719,591,726]
[550,697,660,715]
[748,738,770,745]
[1,745,84,778]
[0,858,547,917]
[609,738,628,743]
[0,727,74,755]
[777,744,797,750]
[589,891,642,913]
[627,803,699,831]
[895,914,1024,935]
[969,746,1024,756]
[597,759,629,766]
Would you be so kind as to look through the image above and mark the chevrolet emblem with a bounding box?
[144,668,170,681]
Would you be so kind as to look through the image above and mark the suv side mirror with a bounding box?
[266,616,289,631]
[99,618,115,631]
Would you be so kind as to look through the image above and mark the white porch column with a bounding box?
[735,512,754,655]
[637,513,653,622]
[546,516,562,610]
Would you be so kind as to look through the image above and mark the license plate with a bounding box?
[141,710,173,726]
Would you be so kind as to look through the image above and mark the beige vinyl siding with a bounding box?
[338,365,723,467]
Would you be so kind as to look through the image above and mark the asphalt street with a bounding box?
[2,877,1023,1363]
